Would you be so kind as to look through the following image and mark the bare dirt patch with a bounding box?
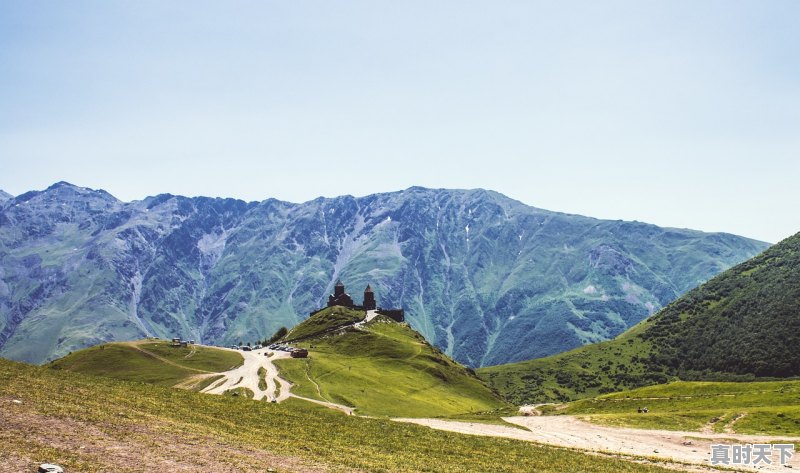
[0,401,336,472]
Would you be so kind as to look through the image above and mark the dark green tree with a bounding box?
[267,326,289,344]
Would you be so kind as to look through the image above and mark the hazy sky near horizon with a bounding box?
[1,1,798,243]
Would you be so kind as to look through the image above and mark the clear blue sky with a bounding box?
[1,1,798,243]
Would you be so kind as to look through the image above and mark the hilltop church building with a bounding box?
[313,280,405,322]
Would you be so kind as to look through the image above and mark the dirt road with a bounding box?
[196,345,356,413]
[352,310,378,329]
[290,394,355,415]
[201,347,292,401]
[394,415,800,472]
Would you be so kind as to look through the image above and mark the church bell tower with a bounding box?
[363,284,376,310]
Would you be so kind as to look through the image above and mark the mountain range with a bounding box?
[0,182,768,366]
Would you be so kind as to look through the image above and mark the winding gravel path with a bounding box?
[394,415,800,472]
[197,345,354,413]
[201,347,292,401]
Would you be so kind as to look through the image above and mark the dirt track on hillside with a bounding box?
[394,415,800,472]
[198,345,356,413]
[201,347,292,401]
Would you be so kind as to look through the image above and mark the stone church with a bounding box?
[314,280,404,322]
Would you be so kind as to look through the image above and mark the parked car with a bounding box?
[291,348,308,358]
[242,346,252,352]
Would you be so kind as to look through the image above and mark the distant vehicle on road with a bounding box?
[242,346,252,352]
[291,348,308,358]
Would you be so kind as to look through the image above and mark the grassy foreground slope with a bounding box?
[547,380,800,439]
[480,232,800,404]
[0,358,678,473]
[276,315,507,417]
[48,339,242,388]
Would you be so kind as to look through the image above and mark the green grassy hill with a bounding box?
[544,380,800,441]
[48,339,242,389]
[0,357,679,473]
[480,231,800,404]
[275,312,508,417]
[282,305,364,341]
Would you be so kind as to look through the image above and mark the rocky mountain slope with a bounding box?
[480,231,800,404]
[0,182,768,365]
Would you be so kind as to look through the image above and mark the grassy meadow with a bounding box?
[546,380,800,441]
[0,357,682,473]
[48,339,243,387]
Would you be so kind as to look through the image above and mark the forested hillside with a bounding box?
[480,232,799,403]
